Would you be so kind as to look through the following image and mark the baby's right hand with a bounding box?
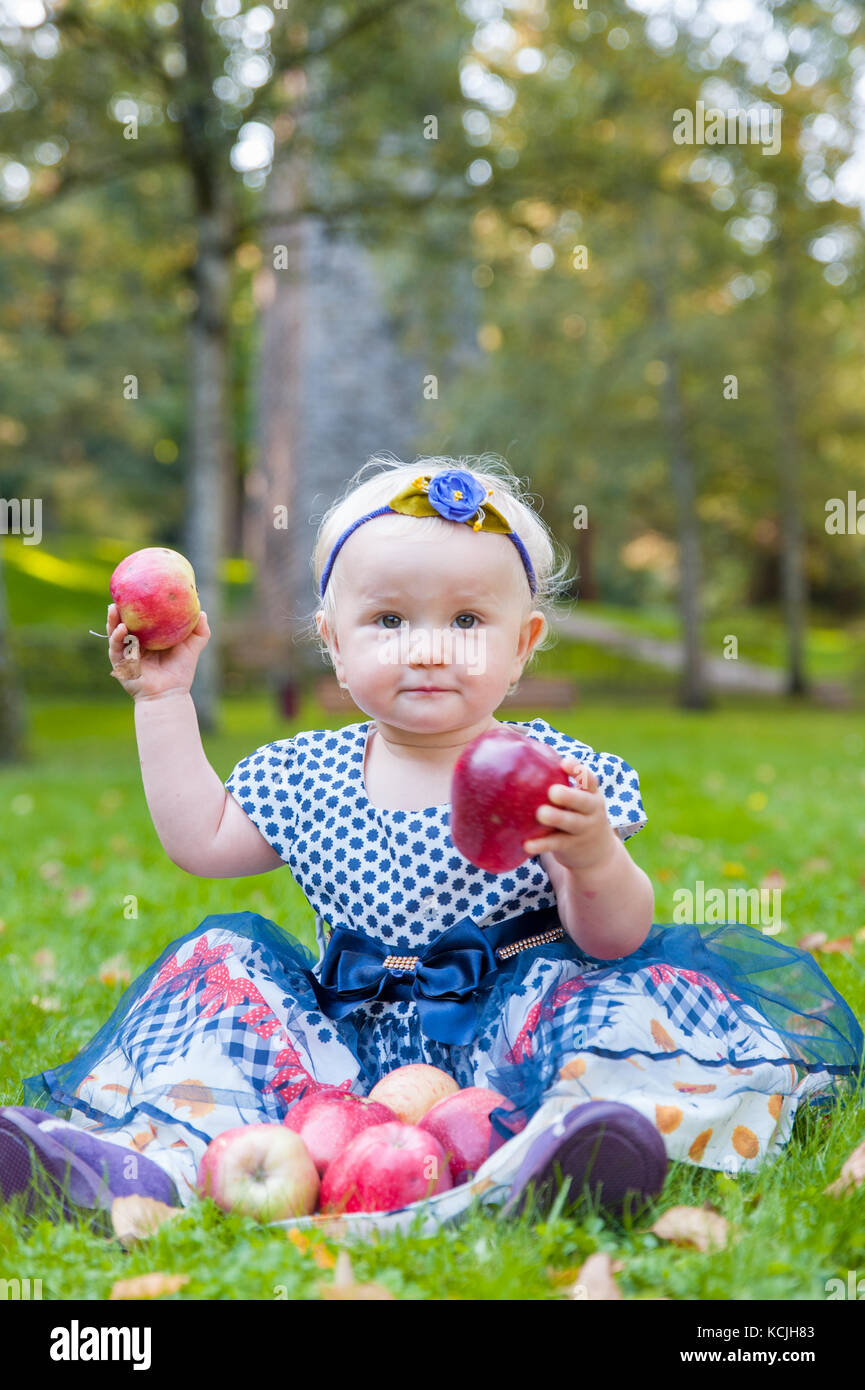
[107,603,211,701]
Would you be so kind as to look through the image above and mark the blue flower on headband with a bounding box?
[427,470,488,523]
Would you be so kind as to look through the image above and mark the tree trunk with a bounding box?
[645,208,709,710]
[245,148,307,686]
[575,519,597,601]
[184,199,233,733]
[246,122,423,702]
[771,236,809,697]
[0,544,28,762]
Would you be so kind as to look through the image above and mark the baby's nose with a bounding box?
[406,625,451,665]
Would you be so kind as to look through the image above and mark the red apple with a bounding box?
[451,727,571,872]
[419,1086,524,1184]
[109,546,201,651]
[283,1088,397,1174]
[319,1121,452,1214]
[197,1123,319,1223]
[367,1064,459,1125]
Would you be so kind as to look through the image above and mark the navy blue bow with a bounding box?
[308,918,500,1046]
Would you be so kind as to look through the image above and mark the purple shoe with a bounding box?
[0,1105,180,1222]
[501,1101,668,1220]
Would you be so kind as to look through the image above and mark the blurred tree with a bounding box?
[1,0,441,729]
[718,0,865,695]
[242,4,474,692]
[363,0,865,702]
[644,198,708,709]
[2,0,863,723]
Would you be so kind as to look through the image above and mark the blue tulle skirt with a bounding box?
[21,909,864,1205]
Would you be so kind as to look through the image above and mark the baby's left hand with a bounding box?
[522,755,619,874]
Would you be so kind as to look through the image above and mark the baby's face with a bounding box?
[321,515,544,729]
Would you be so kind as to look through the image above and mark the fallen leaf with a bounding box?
[569,1251,622,1300]
[797,932,828,953]
[547,1265,582,1287]
[318,1250,395,1301]
[32,948,57,979]
[650,1205,729,1252]
[110,1272,189,1300]
[64,885,94,914]
[287,1228,337,1268]
[722,862,746,878]
[111,1195,183,1247]
[818,937,853,956]
[98,954,132,987]
[287,1228,315,1254]
[760,870,785,890]
[30,994,60,1012]
[825,1138,865,1197]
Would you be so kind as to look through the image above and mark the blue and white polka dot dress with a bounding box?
[224,717,646,954]
[23,719,863,1205]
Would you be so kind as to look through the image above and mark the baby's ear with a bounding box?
[522,611,547,664]
[318,611,346,681]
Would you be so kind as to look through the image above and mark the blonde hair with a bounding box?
[300,452,575,695]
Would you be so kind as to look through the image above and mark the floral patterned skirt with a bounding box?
[22,910,864,1207]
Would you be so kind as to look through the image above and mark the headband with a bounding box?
[319,469,538,600]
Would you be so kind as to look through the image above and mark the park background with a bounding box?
[1,0,865,1302]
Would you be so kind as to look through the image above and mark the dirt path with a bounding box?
[552,610,850,704]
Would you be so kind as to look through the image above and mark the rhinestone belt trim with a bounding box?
[495,925,565,961]
[380,926,566,973]
[382,954,421,972]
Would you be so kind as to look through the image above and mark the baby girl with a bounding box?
[5,457,862,1223]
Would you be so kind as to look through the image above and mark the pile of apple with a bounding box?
[197,1064,521,1223]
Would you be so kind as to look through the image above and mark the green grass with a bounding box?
[1,694,864,1300]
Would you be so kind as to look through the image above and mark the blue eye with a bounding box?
[377,615,403,629]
